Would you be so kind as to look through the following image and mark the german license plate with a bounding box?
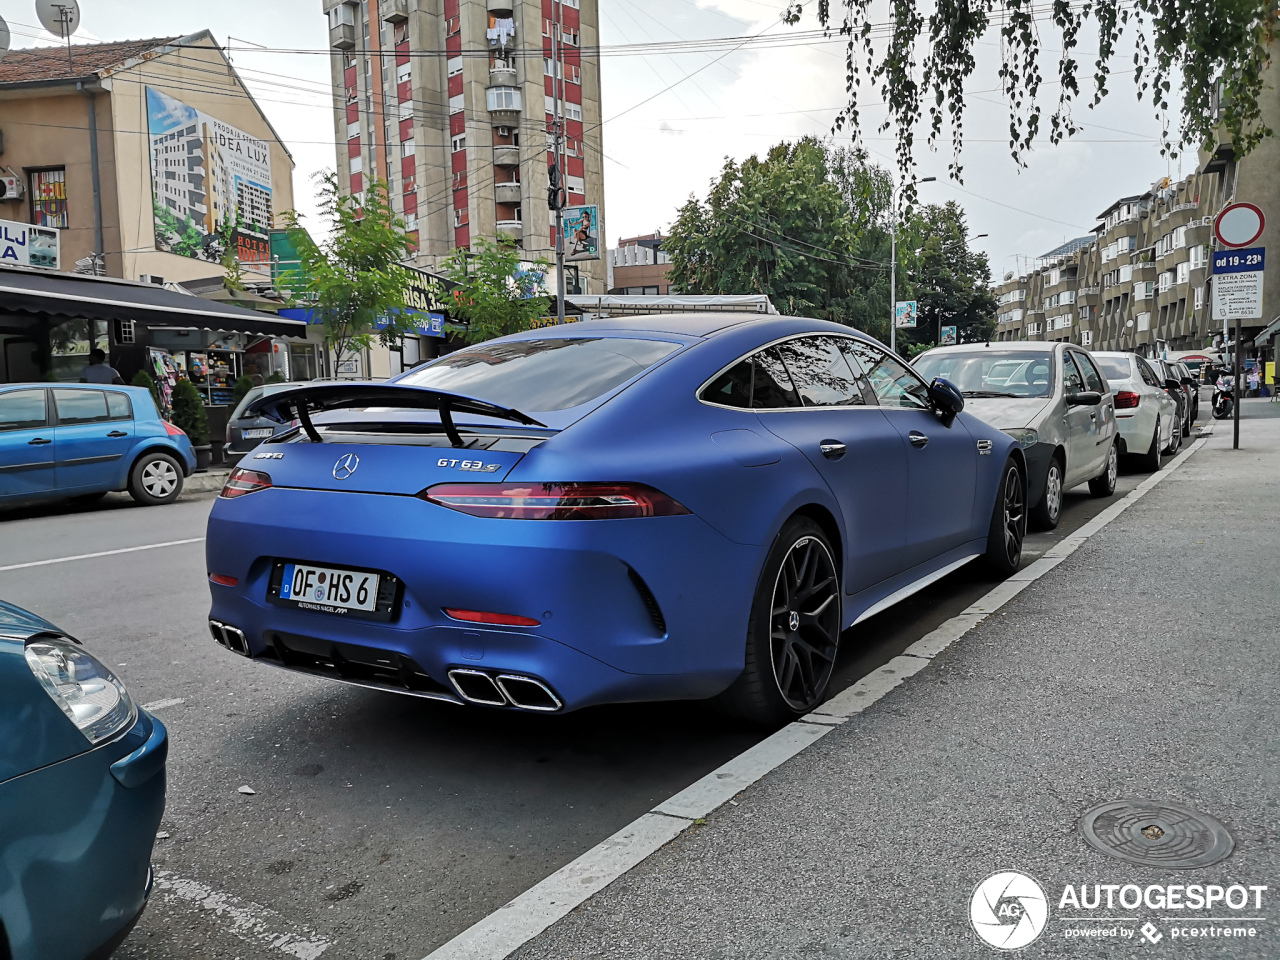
[243,428,274,439]
[279,563,380,613]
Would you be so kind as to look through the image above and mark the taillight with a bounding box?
[444,608,541,626]
[421,482,691,520]
[1114,391,1140,409]
[164,421,187,437]
[208,573,239,586]
[220,468,272,498]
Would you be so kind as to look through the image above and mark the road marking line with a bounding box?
[420,439,1208,960]
[141,697,186,711]
[153,871,332,959]
[0,537,204,572]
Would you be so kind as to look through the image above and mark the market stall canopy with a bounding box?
[0,266,309,337]
[566,294,777,316]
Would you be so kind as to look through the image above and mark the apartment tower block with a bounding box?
[323,0,604,292]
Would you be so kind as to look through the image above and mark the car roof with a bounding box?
[0,382,145,393]
[921,342,1060,354]
[548,312,776,338]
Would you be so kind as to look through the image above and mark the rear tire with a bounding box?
[1138,418,1163,472]
[128,451,184,505]
[1029,455,1063,531]
[1164,415,1182,455]
[984,458,1026,578]
[717,517,841,726]
[1088,442,1118,498]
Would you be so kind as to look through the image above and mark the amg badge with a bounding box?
[976,439,994,456]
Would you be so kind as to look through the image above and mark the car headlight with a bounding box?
[1001,428,1040,448]
[24,637,137,744]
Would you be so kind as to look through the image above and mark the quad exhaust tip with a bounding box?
[447,668,563,712]
[208,619,250,656]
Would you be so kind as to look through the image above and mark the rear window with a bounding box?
[1094,356,1133,381]
[397,338,681,412]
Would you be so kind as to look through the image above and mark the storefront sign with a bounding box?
[0,218,59,269]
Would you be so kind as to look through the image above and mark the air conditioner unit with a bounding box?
[139,274,165,285]
[497,126,512,137]
[0,176,23,201]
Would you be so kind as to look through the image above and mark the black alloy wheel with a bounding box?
[984,458,1026,577]
[718,517,841,725]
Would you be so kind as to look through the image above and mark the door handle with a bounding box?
[28,437,52,445]
[908,431,929,448]
[107,430,128,437]
[819,441,847,460]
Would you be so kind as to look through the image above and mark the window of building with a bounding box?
[1137,312,1151,331]
[401,139,416,156]
[399,99,414,119]
[29,168,68,229]
[1026,322,1043,335]
[1081,330,1093,346]
[1176,261,1189,285]
[328,2,356,27]
[347,120,361,139]
[566,174,585,195]
[1173,225,1187,248]
[451,134,466,152]
[561,27,579,45]
[487,86,521,111]
[447,56,463,77]
[1119,264,1133,282]
[1189,244,1207,268]
[350,155,364,174]
[1159,271,1172,292]
[1195,285,1205,310]
[564,101,582,121]
[449,93,465,113]
[397,62,412,84]
[454,207,469,227]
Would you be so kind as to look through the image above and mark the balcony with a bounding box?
[330,21,357,50]
[382,0,409,22]
[487,0,513,12]
[496,220,523,242]
[486,85,522,126]
[495,181,522,204]
[493,144,520,166]
[490,63,517,86]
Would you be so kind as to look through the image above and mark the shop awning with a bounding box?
[0,266,309,337]
[1252,315,1280,346]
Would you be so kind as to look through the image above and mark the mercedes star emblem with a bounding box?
[332,453,360,480]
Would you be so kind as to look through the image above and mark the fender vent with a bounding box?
[627,567,667,636]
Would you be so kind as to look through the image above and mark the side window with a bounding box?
[752,348,802,408]
[1073,353,1105,393]
[0,389,48,432]
[105,392,133,420]
[1139,360,1160,387]
[842,341,930,409]
[53,389,109,425]
[776,336,866,407]
[700,358,753,408]
[1062,353,1086,393]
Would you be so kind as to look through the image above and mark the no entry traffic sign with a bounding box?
[1215,202,1266,248]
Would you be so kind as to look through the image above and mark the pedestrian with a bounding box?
[79,348,125,385]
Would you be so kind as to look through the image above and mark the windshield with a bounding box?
[396,337,681,412]
[913,351,1054,399]
[1094,356,1133,381]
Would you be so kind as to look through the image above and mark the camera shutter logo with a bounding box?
[332,453,360,480]
[970,871,1048,950]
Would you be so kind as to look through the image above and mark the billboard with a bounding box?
[0,218,60,270]
[940,324,957,345]
[564,205,600,261]
[147,87,274,266]
[894,300,918,328]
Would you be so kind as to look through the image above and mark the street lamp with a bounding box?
[890,176,936,355]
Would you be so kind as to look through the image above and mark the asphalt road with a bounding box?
[0,452,1167,960]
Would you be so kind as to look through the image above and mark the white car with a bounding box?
[1092,352,1181,470]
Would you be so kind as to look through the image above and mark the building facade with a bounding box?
[608,231,673,294]
[323,0,606,292]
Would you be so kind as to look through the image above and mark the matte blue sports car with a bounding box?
[0,599,167,959]
[206,314,1026,723]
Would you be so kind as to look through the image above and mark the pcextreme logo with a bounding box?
[970,871,1050,950]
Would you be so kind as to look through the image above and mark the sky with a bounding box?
[0,0,1189,279]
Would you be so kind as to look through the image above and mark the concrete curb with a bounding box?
[185,470,230,494]
[419,438,1209,960]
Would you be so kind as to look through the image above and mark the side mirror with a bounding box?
[927,377,965,417]
[1164,378,1182,392]
[1181,376,1196,386]
[1066,391,1102,407]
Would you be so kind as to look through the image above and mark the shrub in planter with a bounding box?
[131,370,162,410]
[232,375,254,406]
[265,371,286,384]
[170,378,209,447]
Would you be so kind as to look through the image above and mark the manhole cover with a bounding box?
[1080,801,1234,869]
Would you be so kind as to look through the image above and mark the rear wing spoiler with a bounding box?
[244,382,545,446]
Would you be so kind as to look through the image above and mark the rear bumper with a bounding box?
[206,487,760,711]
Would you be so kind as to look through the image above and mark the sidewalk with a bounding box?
[503,412,1280,957]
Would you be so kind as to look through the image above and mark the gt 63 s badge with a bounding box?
[439,458,502,472]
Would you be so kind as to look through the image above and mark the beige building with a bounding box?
[0,32,296,285]
[322,0,606,292]
[609,231,673,294]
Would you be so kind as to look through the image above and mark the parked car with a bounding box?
[206,314,1028,725]
[224,382,306,468]
[913,342,1119,531]
[1146,358,1193,439]
[1092,352,1181,470]
[1170,360,1200,424]
[0,599,167,960]
[0,383,196,509]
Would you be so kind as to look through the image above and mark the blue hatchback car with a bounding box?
[0,599,167,960]
[0,383,196,508]
[206,314,1027,724]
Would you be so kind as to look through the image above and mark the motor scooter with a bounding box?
[1212,375,1235,420]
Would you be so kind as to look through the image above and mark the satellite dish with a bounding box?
[0,16,10,61]
[35,0,81,39]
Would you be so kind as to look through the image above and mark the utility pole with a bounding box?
[549,0,566,325]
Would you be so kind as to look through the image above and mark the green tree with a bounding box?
[280,173,418,367]
[898,202,997,350]
[170,378,209,446]
[232,375,255,406]
[219,212,246,292]
[803,0,1273,185]
[442,237,551,343]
